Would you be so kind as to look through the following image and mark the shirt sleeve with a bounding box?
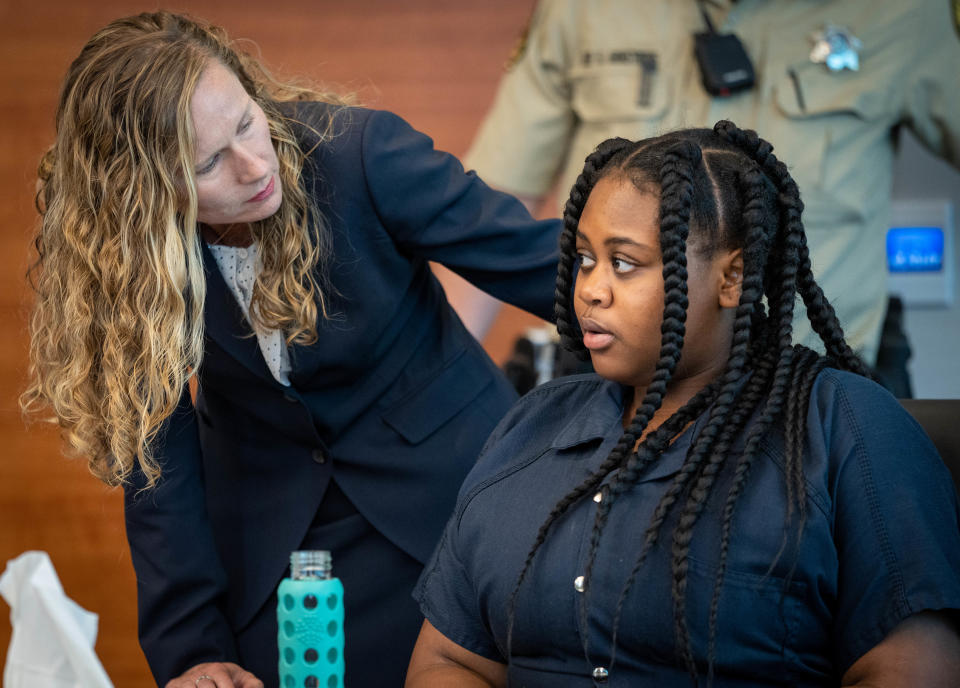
[123,386,239,683]
[821,371,960,674]
[411,388,556,662]
[900,0,960,168]
[463,0,578,197]
[413,511,505,662]
[359,107,560,321]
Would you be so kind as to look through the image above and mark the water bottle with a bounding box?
[277,550,345,688]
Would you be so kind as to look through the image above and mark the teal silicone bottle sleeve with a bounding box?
[277,575,345,687]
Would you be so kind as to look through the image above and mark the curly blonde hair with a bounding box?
[22,12,346,487]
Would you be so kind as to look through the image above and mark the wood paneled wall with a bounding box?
[0,2,540,683]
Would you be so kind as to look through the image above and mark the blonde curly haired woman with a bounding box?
[24,12,560,688]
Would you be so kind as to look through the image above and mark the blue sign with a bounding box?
[886,227,944,273]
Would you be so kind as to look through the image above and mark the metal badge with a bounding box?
[809,23,862,72]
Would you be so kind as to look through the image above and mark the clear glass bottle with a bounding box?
[277,550,345,688]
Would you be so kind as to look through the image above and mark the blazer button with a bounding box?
[312,448,327,464]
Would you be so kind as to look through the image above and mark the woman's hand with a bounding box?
[165,662,263,688]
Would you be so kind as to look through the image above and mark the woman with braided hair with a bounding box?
[408,122,960,687]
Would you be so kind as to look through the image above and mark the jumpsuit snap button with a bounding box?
[592,666,609,682]
[574,575,585,592]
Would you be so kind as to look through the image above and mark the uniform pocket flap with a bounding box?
[381,351,493,445]
[570,62,672,123]
[774,64,886,120]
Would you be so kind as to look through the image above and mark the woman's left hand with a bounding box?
[165,662,264,688]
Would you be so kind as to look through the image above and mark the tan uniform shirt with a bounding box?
[466,0,960,365]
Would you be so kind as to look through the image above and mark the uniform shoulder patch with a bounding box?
[506,25,530,70]
[506,1,545,71]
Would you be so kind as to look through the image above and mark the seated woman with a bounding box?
[407,124,960,686]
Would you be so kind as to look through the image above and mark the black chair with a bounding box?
[899,399,960,496]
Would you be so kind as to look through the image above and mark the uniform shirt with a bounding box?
[465,0,960,365]
[415,370,960,686]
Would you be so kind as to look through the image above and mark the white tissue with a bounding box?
[0,551,113,688]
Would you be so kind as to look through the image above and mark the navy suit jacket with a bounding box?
[123,104,560,683]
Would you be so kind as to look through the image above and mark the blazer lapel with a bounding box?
[201,241,277,385]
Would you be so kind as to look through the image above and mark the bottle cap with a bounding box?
[290,550,332,580]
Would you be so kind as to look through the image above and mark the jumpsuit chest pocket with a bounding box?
[595,552,808,679]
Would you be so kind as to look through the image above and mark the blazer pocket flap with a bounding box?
[381,352,493,445]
